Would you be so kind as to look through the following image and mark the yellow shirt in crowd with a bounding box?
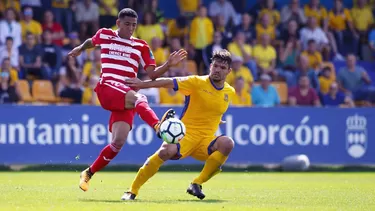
[0,68,18,86]
[252,45,276,69]
[136,24,164,46]
[159,88,185,105]
[353,0,374,8]
[319,76,334,94]
[351,7,374,31]
[226,66,253,92]
[20,20,42,41]
[227,42,252,59]
[51,0,69,8]
[82,87,100,105]
[304,5,328,26]
[231,90,252,107]
[82,61,101,86]
[167,19,189,38]
[301,51,323,70]
[178,0,200,13]
[189,17,213,49]
[0,0,20,12]
[328,9,352,31]
[255,24,276,40]
[258,9,280,26]
[99,0,118,16]
[152,47,167,66]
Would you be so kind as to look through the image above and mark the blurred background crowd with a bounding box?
[0,0,375,108]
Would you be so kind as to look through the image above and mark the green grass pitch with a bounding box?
[1,172,374,211]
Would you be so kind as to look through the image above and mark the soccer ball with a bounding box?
[160,118,186,144]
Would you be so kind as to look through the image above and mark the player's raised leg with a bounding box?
[121,143,178,200]
[124,90,175,137]
[187,136,234,199]
[80,121,130,191]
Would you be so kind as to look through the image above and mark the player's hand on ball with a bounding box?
[168,49,187,67]
[68,46,83,57]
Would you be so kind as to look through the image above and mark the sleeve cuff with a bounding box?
[143,64,156,70]
[173,78,178,91]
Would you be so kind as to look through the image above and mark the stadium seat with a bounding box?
[322,62,336,80]
[32,80,59,103]
[186,60,198,75]
[272,82,288,104]
[252,81,288,104]
[18,80,34,102]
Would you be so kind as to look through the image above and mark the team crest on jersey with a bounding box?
[224,94,228,102]
[149,49,155,59]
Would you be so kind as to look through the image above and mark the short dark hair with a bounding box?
[211,49,232,67]
[1,57,10,67]
[26,32,34,38]
[2,57,10,62]
[141,11,156,25]
[176,16,187,28]
[322,66,331,72]
[198,5,207,10]
[5,36,13,42]
[118,8,138,19]
[307,39,316,45]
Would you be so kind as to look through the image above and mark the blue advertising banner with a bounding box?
[0,105,373,165]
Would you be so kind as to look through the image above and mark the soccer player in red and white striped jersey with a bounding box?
[68,8,187,192]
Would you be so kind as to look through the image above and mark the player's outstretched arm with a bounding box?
[145,49,187,80]
[125,77,175,89]
[67,38,95,57]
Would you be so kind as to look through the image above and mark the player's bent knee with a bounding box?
[125,91,137,109]
[134,93,148,105]
[158,144,178,161]
[217,136,234,155]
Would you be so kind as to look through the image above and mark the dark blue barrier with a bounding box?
[0,105,373,165]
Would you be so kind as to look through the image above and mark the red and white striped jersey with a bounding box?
[91,28,156,84]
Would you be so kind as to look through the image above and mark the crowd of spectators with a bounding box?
[0,0,374,107]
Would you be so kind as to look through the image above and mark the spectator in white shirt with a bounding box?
[76,0,100,40]
[300,17,328,49]
[209,0,239,26]
[0,37,19,70]
[300,16,344,60]
[0,8,22,48]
